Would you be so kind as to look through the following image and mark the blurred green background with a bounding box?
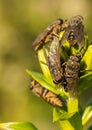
[0,0,92,130]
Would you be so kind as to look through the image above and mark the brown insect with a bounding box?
[30,80,65,107]
[47,36,64,84]
[60,15,84,47]
[64,55,80,97]
[33,19,64,51]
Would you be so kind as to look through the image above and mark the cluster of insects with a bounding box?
[30,15,85,107]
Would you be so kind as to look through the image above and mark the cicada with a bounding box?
[64,55,80,97]
[60,15,84,47]
[33,19,64,51]
[47,36,64,84]
[30,80,65,107]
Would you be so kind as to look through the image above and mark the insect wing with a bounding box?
[48,37,64,84]
[60,15,84,47]
[69,15,83,26]
[33,19,64,51]
[73,24,84,46]
[60,26,71,45]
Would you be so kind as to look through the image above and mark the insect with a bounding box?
[30,80,65,107]
[33,19,64,51]
[60,15,84,47]
[64,55,80,97]
[47,36,64,84]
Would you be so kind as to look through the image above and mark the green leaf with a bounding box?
[81,45,92,70]
[53,98,79,122]
[82,105,92,126]
[68,113,82,130]
[53,108,76,122]
[26,69,70,99]
[0,122,38,130]
[37,48,52,80]
[58,120,75,130]
[26,69,59,94]
[78,45,92,94]
[82,98,92,125]
[78,73,92,94]
[58,113,82,130]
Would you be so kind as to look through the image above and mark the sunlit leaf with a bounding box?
[81,45,92,70]
[82,98,92,125]
[57,113,82,130]
[82,106,92,126]
[0,122,38,130]
[78,44,92,94]
[26,69,59,94]
[53,98,79,122]
[37,48,52,80]
[58,120,75,130]
[67,98,79,114]
[53,108,76,122]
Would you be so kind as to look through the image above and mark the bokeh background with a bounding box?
[0,0,92,130]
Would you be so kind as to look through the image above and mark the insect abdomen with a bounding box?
[30,80,65,107]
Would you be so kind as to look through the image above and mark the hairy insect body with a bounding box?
[30,80,65,107]
[64,55,80,96]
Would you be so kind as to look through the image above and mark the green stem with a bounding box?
[58,112,82,130]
